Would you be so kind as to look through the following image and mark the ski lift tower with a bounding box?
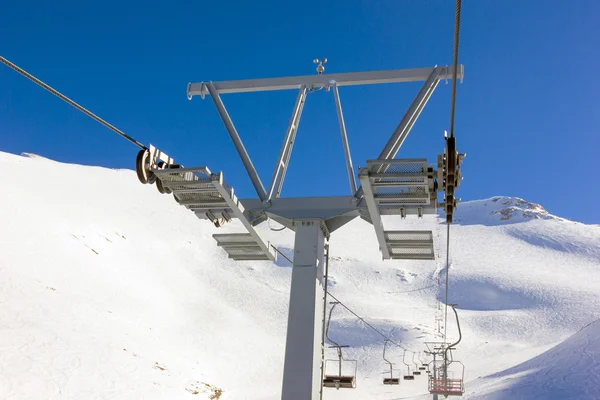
[137,60,464,400]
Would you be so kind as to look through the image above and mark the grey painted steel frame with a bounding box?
[188,66,463,97]
[282,220,327,400]
[185,65,464,400]
[196,66,462,208]
[240,196,436,232]
[206,82,269,202]
[268,86,307,200]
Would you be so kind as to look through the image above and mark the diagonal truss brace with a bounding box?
[206,82,268,202]
[358,168,390,259]
[378,66,444,161]
[268,86,307,200]
[210,172,275,260]
[332,82,357,196]
[355,66,444,201]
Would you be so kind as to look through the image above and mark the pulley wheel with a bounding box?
[155,161,167,194]
[446,137,457,177]
[135,149,156,184]
[156,178,166,194]
[445,137,457,224]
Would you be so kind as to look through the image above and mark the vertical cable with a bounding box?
[444,224,451,341]
[444,0,462,344]
[448,0,462,139]
[319,244,330,400]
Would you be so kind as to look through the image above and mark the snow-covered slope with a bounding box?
[464,319,600,399]
[1,151,599,399]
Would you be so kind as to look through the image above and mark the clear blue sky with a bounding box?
[1,1,598,223]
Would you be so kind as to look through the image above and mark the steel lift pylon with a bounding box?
[0,54,465,400]
[133,60,464,400]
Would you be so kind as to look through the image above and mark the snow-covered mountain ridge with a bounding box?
[453,196,563,225]
[1,151,599,400]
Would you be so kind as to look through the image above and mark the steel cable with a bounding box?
[448,0,462,139]
[1,56,147,150]
[444,0,462,343]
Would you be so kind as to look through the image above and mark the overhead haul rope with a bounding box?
[448,0,462,141]
[271,245,293,263]
[0,56,147,150]
[275,243,415,353]
[326,292,413,352]
[435,215,443,336]
[444,224,451,340]
[384,284,436,294]
[444,0,463,344]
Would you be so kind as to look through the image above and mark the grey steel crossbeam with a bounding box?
[188,66,463,97]
[268,86,307,200]
[205,82,268,201]
[332,83,357,195]
[357,168,390,259]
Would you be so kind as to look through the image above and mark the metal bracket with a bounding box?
[358,168,390,259]
[148,144,174,168]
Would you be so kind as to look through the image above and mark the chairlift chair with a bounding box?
[323,349,357,389]
[418,351,427,370]
[428,361,465,397]
[411,352,422,376]
[419,350,428,367]
[402,350,415,380]
[382,340,400,385]
[322,302,357,390]
[428,305,465,396]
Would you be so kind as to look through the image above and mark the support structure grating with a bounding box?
[385,231,435,260]
[154,166,275,261]
[213,233,273,261]
[358,159,437,260]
